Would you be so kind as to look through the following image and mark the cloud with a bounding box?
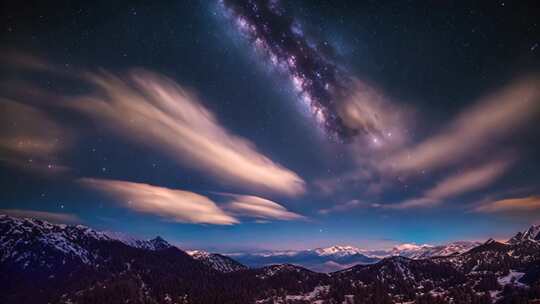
[474,195,540,213]
[318,199,369,215]
[313,168,374,195]
[224,194,305,221]
[424,158,513,199]
[0,99,70,172]
[338,79,412,149]
[316,76,539,206]
[390,197,438,209]
[387,76,540,173]
[80,178,238,225]
[0,209,81,224]
[0,49,54,72]
[392,158,513,209]
[69,70,304,196]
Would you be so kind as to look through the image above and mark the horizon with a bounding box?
[0,212,528,254]
[1,0,540,255]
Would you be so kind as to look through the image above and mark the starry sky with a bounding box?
[1,0,540,253]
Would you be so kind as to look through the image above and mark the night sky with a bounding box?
[1,0,540,253]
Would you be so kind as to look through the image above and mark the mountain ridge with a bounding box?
[2,214,540,303]
[226,240,481,272]
[187,250,248,273]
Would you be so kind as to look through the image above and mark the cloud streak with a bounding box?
[80,178,305,224]
[318,199,369,215]
[338,80,412,149]
[0,49,55,72]
[80,178,239,225]
[0,99,70,172]
[70,71,305,196]
[387,76,540,173]
[424,158,513,199]
[474,195,540,213]
[224,194,305,221]
[392,158,513,209]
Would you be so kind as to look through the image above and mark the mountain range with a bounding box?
[1,214,539,303]
[226,241,480,272]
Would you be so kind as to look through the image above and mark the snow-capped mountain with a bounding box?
[508,224,540,244]
[313,245,364,257]
[230,245,379,272]
[325,236,540,303]
[2,214,540,304]
[104,231,173,250]
[187,250,248,273]
[0,214,110,267]
[385,243,433,258]
[0,214,245,273]
[0,214,178,268]
[388,241,481,259]
[0,214,253,304]
[253,235,540,304]
[229,241,480,273]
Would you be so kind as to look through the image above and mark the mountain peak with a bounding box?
[187,249,210,258]
[484,238,497,245]
[508,224,540,244]
[188,250,247,273]
[148,236,172,250]
[103,231,172,250]
[314,245,362,256]
[393,243,432,251]
[387,241,480,259]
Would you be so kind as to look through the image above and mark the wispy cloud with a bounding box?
[0,49,55,72]
[387,76,540,173]
[80,178,239,225]
[338,79,412,148]
[319,199,369,215]
[315,76,540,209]
[224,194,305,221]
[424,158,513,199]
[0,209,81,224]
[0,99,71,172]
[391,158,513,209]
[69,71,305,196]
[474,195,540,213]
[1,52,305,196]
[313,168,380,196]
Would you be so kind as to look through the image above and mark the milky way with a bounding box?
[220,0,358,141]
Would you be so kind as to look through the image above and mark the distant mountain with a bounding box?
[229,245,379,272]
[229,241,480,273]
[187,250,248,273]
[325,234,540,303]
[2,214,540,303]
[314,245,365,257]
[387,240,481,259]
[255,236,540,303]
